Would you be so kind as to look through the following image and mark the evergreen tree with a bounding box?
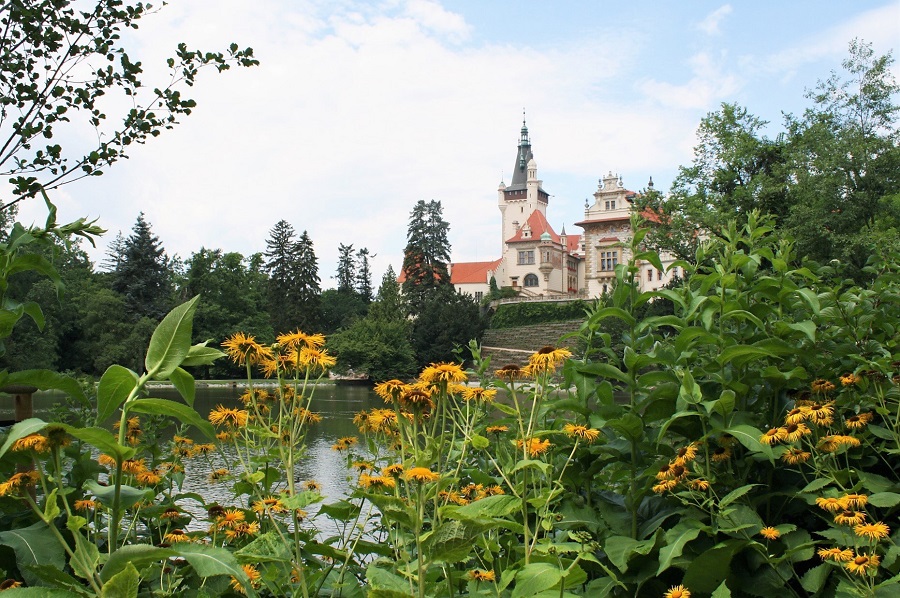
[100,231,127,272]
[294,230,322,331]
[264,220,300,333]
[368,265,404,322]
[335,243,356,293]
[410,286,484,366]
[112,213,173,321]
[355,247,374,302]
[402,200,452,313]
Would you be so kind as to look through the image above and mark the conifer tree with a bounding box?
[368,265,404,322]
[356,247,374,302]
[111,213,173,321]
[264,220,299,333]
[294,230,322,331]
[335,243,356,293]
[402,200,451,313]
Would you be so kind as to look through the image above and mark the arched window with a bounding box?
[524,273,539,287]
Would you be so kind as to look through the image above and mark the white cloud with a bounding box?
[636,51,742,110]
[696,5,733,36]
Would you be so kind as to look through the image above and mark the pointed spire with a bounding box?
[510,111,534,188]
[648,176,654,189]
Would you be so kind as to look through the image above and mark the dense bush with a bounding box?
[490,300,592,329]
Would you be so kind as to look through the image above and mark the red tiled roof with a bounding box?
[506,210,560,244]
[450,259,502,284]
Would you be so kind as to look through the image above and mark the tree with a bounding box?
[355,247,375,302]
[783,39,900,274]
[402,200,451,313]
[410,286,484,366]
[335,243,356,293]
[0,1,257,208]
[368,265,405,322]
[294,230,322,331]
[264,220,300,333]
[111,213,173,321]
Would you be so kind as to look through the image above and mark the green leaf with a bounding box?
[801,563,831,594]
[0,522,66,587]
[180,342,225,367]
[657,520,706,575]
[61,425,134,460]
[100,562,139,598]
[43,488,60,522]
[711,581,732,597]
[69,534,100,582]
[470,433,489,450]
[20,565,92,596]
[800,478,832,493]
[234,532,291,564]
[0,588,86,597]
[572,361,629,384]
[84,480,149,510]
[99,545,175,583]
[449,495,520,520]
[867,492,900,508]
[125,398,214,439]
[96,365,138,425]
[168,367,195,407]
[682,539,748,593]
[5,370,90,409]
[173,544,255,596]
[719,484,757,508]
[366,565,414,597]
[607,413,643,441]
[722,424,775,464]
[511,563,562,598]
[22,301,45,330]
[0,417,48,459]
[144,296,199,379]
[604,535,657,573]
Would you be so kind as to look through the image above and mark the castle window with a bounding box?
[599,250,618,271]
[658,269,662,281]
[647,269,653,281]
[524,273,539,287]
[518,250,535,265]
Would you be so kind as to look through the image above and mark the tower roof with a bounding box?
[508,117,533,190]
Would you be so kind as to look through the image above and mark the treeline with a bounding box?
[0,199,482,381]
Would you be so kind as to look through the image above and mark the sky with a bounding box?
[14,0,900,288]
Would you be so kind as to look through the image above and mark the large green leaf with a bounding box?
[0,417,48,459]
[5,370,90,409]
[234,533,291,564]
[60,425,134,461]
[20,565,92,596]
[99,545,175,583]
[722,424,775,464]
[511,563,562,598]
[682,539,748,592]
[604,535,657,573]
[100,562,139,598]
[172,544,256,596]
[0,589,86,597]
[657,519,706,575]
[125,398,214,439]
[0,522,66,587]
[366,565,414,597]
[180,342,225,367]
[96,365,138,425]
[168,367,195,407]
[144,296,199,379]
[84,480,149,509]
[446,495,520,520]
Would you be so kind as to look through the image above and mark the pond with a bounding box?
[6,384,382,527]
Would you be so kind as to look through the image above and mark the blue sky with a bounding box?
[16,0,899,288]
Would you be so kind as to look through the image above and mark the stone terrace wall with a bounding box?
[480,320,583,367]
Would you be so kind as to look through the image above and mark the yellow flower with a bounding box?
[815,497,844,513]
[663,584,690,598]
[420,362,468,384]
[222,332,271,365]
[135,470,162,486]
[252,497,287,514]
[298,347,337,370]
[209,468,229,482]
[805,403,834,426]
[468,569,496,582]
[782,423,812,443]
[277,330,325,350]
[224,521,260,541]
[845,412,873,429]
[839,373,860,386]
[121,458,147,475]
[840,494,868,510]
[163,529,191,543]
[854,521,890,541]
[405,467,440,483]
[818,547,854,562]
[689,478,710,491]
[672,442,700,466]
[486,425,508,434]
[97,454,117,468]
[834,511,866,526]
[304,480,322,492]
[759,527,781,540]
[811,379,835,394]
[517,437,552,457]
[74,499,98,511]
[462,387,497,403]
[711,446,731,462]
[231,563,262,595]
[844,552,880,576]
[528,346,573,372]
[215,509,246,529]
[760,428,787,445]
[652,479,678,494]
[0,580,23,590]
[399,387,434,409]
[562,424,601,443]
[209,405,249,428]
[383,464,405,477]
[374,379,407,402]
[11,434,50,453]
[783,407,809,425]
[780,448,811,464]
[352,461,375,473]
[494,364,526,380]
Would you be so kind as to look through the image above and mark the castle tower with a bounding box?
[498,118,550,253]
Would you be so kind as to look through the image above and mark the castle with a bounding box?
[449,120,680,301]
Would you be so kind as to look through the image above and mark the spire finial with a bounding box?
[648,176,654,189]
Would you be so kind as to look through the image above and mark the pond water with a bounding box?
[10,384,382,526]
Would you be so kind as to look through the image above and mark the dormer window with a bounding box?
[605,200,616,210]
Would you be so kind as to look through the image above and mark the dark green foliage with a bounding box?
[111,213,174,322]
[368,266,404,322]
[320,289,367,335]
[264,222,321,333]
[490,300,592,329]
[402,200,452,314]
[328,317,416,381]
[355,247,374,302]
[411,287,484,365]
[335,243,356,293]
[293,230,322,331]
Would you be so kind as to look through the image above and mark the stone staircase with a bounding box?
[480,320,583,367]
